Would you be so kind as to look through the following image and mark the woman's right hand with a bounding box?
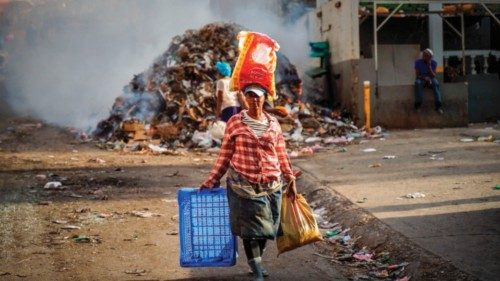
[200,184,212,190]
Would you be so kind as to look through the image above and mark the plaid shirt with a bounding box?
[202,110,294,188]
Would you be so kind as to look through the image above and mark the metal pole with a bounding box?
[373,0,378,95]
[377,3,404,32]
[440,15,462,38]
[481,3,500,27]
[461,12,465,75]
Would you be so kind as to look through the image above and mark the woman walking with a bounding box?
[201,84,297,281]
[214,61,246,122]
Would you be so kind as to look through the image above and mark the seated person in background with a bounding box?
[414,48,443,114]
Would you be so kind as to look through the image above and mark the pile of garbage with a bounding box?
[92,22,374,152]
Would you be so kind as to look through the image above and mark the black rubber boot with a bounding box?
[247,257,264,281]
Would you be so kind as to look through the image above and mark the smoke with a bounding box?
[4,0,311,130]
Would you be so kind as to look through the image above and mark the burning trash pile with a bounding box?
[93,22,377,154]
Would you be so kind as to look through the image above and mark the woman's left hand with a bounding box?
[286,179,297,199]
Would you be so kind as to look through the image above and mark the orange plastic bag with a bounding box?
[230,31,280,98]
[277,194,323,255]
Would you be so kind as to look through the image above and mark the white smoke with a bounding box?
[4,0,310,130]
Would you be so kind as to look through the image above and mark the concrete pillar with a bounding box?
[429,3,444,72]
[319,0,360,64]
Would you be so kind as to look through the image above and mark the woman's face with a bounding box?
[244,92,265,110]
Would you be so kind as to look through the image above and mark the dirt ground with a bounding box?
[0,117,349,281]
[1,114,497,281]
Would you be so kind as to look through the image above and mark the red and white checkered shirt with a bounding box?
[202,110,294,188]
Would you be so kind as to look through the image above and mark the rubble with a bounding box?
[92,22,375,153]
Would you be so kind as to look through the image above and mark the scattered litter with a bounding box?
[61,225,81,230]
[429,155,444,160]
[97,213,113,218]
[325,230,340,237]
[318,221,409,279]
[72,235,90,243]
[353,251,373,262]
[166,229,179,235]
[383,155,396,159]
[460,138,474,142]
[130,210,161,218]
[147,144,177,155]
[52,220,68,224]
[370,269,389,278]
[362,148,376,152]
[43,181,65,190]
[124,269,146,276]
[342,235,351,243]
[71,234,101,244]
[369,163,382,168]
[356,197,368,203]
[313,207,327,219]
[35,174,47,181]
[494,185,500,190]
[338,147,348,153]
[89,158,106,164]
[477,135,494,142]
[318,221,338,229]
[396,276,411,281]
[305,137,322,143]
[405,192,426,199]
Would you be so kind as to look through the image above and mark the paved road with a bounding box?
[295,125,500,281]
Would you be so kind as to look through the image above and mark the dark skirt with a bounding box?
[226,180,282,240]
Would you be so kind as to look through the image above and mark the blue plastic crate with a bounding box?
[177,187,237,267]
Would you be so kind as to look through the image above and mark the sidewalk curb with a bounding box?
[297,170,479,281]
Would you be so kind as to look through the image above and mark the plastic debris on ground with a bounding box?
[129,210,161,218]
[383,155,396,159]
[362,148,377,153]
[405,192,426,199]
[43,181,65,190]
[356,197,368,203]
[71,234,101,244]
[312,207,410,280]
[429,154,444,161]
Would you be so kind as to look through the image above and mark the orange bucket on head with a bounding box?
[230,31,280,98]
